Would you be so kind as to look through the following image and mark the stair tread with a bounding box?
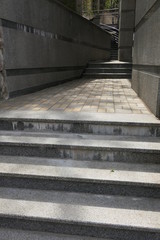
[0,187,160,212]
[0,155,159,172]
[0,160,159,186]
[1,130,160,142]
[0,197,159,231]
[0,134,159,152]
[0,111,159,125]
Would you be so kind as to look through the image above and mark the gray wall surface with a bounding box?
[118,0,136,62]
[0,0,111,98]
[132,0,160,118]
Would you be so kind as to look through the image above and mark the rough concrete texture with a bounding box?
[135,0,157,25]
[120,11,135,29]
[132,70,160,117]
[132,0,160,118]
[0,0,111,97]
[133,7,160,66]
[118,0,136,61]
[121,0,136,10]
[119,30,134,47]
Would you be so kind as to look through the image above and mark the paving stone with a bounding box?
[0,78,151,114]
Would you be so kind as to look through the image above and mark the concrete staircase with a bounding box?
[83,61,132,79]
[0,111,160,239]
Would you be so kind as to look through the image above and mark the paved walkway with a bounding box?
[0,78,151,114]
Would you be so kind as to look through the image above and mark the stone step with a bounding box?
[88,62,132,68]
[1,187,159,211]
[0,156,160,198]
[0,133,160,163]
[83,73,132,79]
[0,195,159,239]
[1,130,160,142]
[0,111,159,137]
[0,228,106,240]
[85,68,132,73]
[0,156,159,197]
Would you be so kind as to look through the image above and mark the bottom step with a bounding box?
[0,196,159,240]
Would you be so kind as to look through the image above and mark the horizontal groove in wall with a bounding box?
[135,0,160,32]
[6,66,85,76]
[133,64,160,77]
[0,19,110,51]
[9,76,81,98]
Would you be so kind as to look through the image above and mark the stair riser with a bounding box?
[84,74,131,79]
[0,176,159,198]
[85,69,132,73]
[1,120,160,137]
[0,217,159,240]
[0,144,159,164]
[88,64,132,68]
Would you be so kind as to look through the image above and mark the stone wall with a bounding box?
[0,0,111,98]
[132,0,160,118]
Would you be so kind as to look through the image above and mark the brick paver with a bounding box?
[0,78,151,114]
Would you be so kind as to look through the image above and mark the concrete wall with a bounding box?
[118,0,136,62]
[0,0,111,98]
[132,0,160,118]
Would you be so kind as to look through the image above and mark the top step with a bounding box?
[88,61,132,69]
